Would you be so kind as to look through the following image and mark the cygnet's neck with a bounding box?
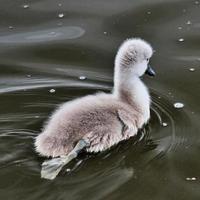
[113,69,150,114]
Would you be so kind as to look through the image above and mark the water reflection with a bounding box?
[0,26,85,43]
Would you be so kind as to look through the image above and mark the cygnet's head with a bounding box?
[115,38,155,77]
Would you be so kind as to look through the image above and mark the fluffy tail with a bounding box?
[34,133,72,157]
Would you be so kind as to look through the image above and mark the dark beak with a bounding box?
[145,65,156,76]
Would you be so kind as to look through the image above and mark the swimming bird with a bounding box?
[35,38,155,180]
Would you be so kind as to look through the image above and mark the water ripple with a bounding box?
[0,26,85,44]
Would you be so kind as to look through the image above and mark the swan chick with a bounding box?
[35,38,155,179]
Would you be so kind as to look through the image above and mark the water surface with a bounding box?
[0,0,200,200]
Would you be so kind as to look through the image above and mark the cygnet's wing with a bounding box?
[41,139,89,180]
[117,110,138,138]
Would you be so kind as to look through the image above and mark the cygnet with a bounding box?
[35,38,155,179]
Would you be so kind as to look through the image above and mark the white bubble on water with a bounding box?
[178,38,184,42]
[178,26,182,30]
[162,122,168,127]
[186,177,197,181]
[58,13,64,18]
[174,102,184,109]
[186,20,192,25]
[79,76,87,80]
[49,89,56,93]
[23,4,29,9]
[189,68,195,72]
[9,26,14,29]
[58,3,62,7]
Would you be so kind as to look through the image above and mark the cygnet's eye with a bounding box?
[146,58,149,62]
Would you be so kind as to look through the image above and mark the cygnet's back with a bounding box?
[35,93,140,157]
[35,38,155,159]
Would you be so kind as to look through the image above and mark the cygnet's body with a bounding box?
[35,38,155,158]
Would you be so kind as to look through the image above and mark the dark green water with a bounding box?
[0,0,200,199]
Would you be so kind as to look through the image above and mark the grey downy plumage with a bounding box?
[35,38,155,180]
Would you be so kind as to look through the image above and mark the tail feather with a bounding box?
[35,133,72,157]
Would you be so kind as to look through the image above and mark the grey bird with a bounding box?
[35,38,155,180]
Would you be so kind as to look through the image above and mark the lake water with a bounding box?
[0,0,200,199]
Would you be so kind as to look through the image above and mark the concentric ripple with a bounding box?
[150,90,191,153]
[0,76,198,200]
[0,82,190,169]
